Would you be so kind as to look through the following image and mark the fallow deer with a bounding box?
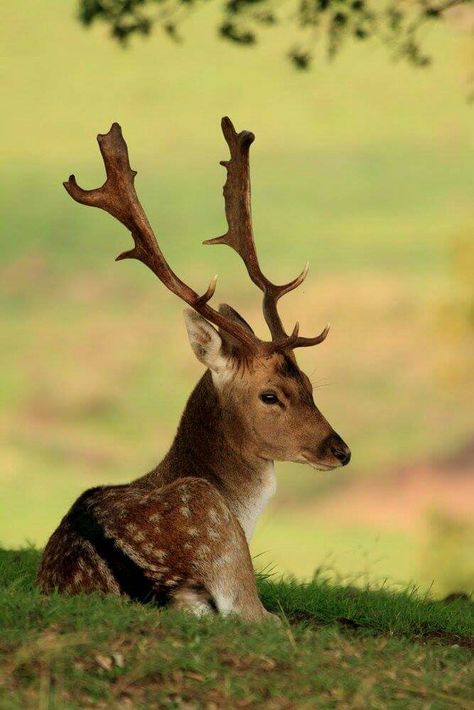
[37,118,351,621]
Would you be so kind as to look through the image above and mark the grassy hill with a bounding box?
[1,548,472,707]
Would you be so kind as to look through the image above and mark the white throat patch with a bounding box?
[238,462,277,542]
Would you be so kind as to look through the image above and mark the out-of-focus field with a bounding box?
[1,1,473,593]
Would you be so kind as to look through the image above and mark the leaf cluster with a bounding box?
[77,0,472,69]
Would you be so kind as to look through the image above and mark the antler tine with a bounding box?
[204,116,328,352]
[288,323,331,350]
[64,123,259,352]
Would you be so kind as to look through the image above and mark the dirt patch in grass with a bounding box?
[301,614,474,650]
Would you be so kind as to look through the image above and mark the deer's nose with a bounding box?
[329,435,351,466]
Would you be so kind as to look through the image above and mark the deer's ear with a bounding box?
[218,303,254,335]
[183,309,229,373]
[217,303,255,354]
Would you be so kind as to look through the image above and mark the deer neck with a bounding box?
[139,370,276,541]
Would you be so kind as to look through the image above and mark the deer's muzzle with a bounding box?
[323,433,351,467]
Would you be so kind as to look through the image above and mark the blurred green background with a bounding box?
[1,1,473,595]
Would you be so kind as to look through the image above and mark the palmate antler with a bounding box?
[64,119,329,355]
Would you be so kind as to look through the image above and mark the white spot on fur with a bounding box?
[197,544,210,559]
[180,506,191,517]
[209,508,220,524]
[188,527,199,537]
[215,553,232,567]
[149,512,161,523]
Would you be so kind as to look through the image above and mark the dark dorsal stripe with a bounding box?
[68,487,170,606]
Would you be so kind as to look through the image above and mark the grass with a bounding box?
[1,549,472,708]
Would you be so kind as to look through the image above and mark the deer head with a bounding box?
[64,118,350,470]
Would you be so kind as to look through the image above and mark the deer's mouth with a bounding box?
[299,453,341,471]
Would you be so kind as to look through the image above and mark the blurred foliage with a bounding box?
[433,232,473,387]
[77,0,474,70]
[449,233,474,334]
[451,233,474,300]
[422,511,474,596]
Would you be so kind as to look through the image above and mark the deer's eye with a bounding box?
[260,392,279,405]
